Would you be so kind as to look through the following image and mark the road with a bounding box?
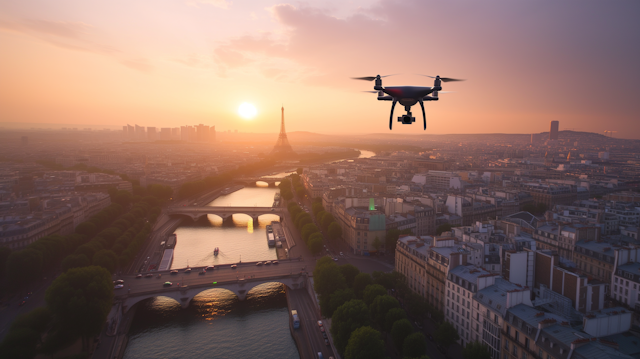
[116,259,312,296]
[288,289,335,359]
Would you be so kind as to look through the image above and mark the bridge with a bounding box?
[235,176,287,187]
[166,206,285,222]
[114,259,310,313]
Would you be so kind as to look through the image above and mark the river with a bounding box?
[123,149,375,359]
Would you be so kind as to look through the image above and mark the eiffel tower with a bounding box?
[271,106,295,157]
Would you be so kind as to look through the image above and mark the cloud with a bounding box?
[0,18,154,72]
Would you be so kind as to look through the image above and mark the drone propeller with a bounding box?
[417,74,465,82]
[351,74,397,81]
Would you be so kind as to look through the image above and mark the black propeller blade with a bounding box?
[417,74,465,82]
[351,74,397,81]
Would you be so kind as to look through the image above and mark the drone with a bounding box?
[353,74,464,130]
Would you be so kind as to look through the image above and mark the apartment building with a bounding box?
[612,247,640,310]
[532,223,599,261]
[574,240,615,285]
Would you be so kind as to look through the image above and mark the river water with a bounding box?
[123,150,375,359]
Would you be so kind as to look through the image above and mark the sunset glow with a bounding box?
[238,103,257,119]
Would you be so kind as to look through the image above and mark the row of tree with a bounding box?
[178,159,277,198]
[0,266,114,359]
[287,199,342,255]
[313,256,429,359]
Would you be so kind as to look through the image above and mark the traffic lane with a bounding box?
[117,261,313,294]
[288,291,317,359]
[289,289,334,359]
[0,277,54,342]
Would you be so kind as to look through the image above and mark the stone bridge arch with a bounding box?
[121,275,306,313]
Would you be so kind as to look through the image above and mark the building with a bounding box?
[612,247,640,310]
[333,199,386,255]
[396,235,432,298]
[574,240,615,285]
[147,127,157,141]
[549,120,559,140]
[532,223,599,261]
[444,265,493,348]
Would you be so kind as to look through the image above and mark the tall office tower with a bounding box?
[122,125,127,136]
[160,128,171,140]
[127,124,135,137]
[180,126,188,141]
[135,124,146,140]
[211,126,216,142]
[188,126,197,142]
[21,136,28,146]
[147,127,157,141]
[196,124,210,142]
[171,127,179,140]
[549,121,559,140]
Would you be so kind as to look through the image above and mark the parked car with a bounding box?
[114,279,124,284]
[324,339,329,346]
[163,282,172,287]
[170,270,179,274]
[145,273,153,278]
[114,284,124,289]
[231,264,237,269]
[205,266,215,271]
[272,260,279,264]
[256,262,263,266]
[136,274,142,279]
[317,320,323,327]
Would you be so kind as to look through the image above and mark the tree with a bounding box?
[46,266,114,351]
[295,186,306,197]
[75,222,97,237]
[321,212,335,231]
[462,341,492,359]
[113,190,133,207]
[312,202,324,216]
[295,212,312,230]
[353,273,373,298]
[308,235,323,255]
[92,249,118,273]
[344,326,386,359]
[339,264,360,288]
[385,228,411,253]
[385,307,408,332]
[316,210,326,223]
[0,246,10,279]
[301,223,320,243]
[328,222,342,241]
[329,288,356,317]
[313,262,347,298]
[61,254,91,272]
[403,332,427,358]
[391,318,414,350]
[434,321,459,350]
[363,284,387,306]
[296,167,303,175]
[331,300,372,354]
[370,294,400,327]
[372,236,382,253]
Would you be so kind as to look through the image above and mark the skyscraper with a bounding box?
[549,121,559,140]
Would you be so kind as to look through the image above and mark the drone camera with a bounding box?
[398,115,415,124]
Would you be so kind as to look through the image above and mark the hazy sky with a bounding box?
[1,0,639,138]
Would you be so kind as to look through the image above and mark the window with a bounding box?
[505,340,509,350]
[525,338,530,349]
[506,325,510,336]
[515,331,520,341]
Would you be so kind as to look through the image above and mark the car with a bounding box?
[145,273,153,278]
[320,327,325,333]
[317,320,323,327]
[264,261,271,265]
[163,282,172,287]
[170,270,179,274]
[322,332,327,339]
[324,339,329,346]
[231,264,237,269]
[136,274,142,279]
[205,266,215,271]
[270,208,275,212]
[114,284,124,289]
[256,262,263,266]
[333,257,338,261]
[339,252,344,256]
[114,279,124,284]
[184,268,192,273]
[272,260,279,264]
[19,300,26,307]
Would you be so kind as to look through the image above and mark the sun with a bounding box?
[238,102,257,119]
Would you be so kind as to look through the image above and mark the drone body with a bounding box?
[353,75,463,130]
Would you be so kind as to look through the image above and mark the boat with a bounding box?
[214,247,219,256]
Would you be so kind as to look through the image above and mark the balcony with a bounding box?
[501,330,539,358]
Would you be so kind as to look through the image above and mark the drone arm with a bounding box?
[376,96,393,101]
[389,99,397,130]
[418,99,426,130]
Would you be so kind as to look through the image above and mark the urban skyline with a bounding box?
[1,0,639,137]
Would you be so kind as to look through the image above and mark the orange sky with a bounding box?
[1,0,639,138]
